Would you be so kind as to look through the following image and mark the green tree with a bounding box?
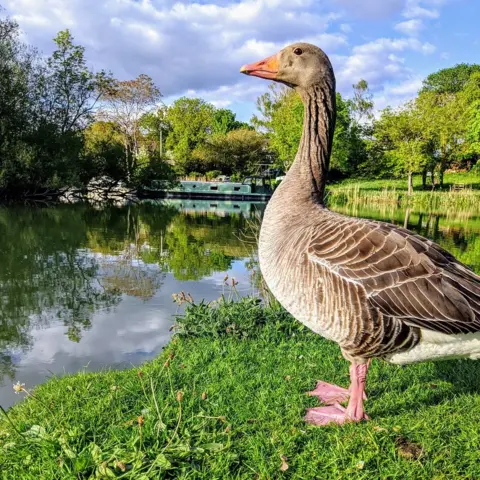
[165,97,215,174]
[252,83,366,176]
[201,129,269,175]
[211,108,250,135]
[44,30,110,134]
[99,74,162,181]
[139,106,170,158]
[459,72,480,161]
[376,102,430,194]
[416,90,464,186]
[421,63,480,94]
[350,79,374,123]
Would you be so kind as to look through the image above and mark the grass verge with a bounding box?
[1,298,480,479]
[327,173,480,213]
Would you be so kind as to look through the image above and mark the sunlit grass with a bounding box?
[327,173,480,214]
[2,298,480,479]
[331,172,480,191]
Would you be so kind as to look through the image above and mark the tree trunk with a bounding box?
[403,208,411,229]
[407,171,413,195]
[422,170,427,189]
[439,159,446,188]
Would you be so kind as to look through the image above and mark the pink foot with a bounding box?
[307,381,350,405]
[304,404,348,426]
[305,363,371,426]
[307,381,367,405]
[305,404,369,426]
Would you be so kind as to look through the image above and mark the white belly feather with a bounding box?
[386,329,480,365]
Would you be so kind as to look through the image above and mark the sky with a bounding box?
[3,0,479,121]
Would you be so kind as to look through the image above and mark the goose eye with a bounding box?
[293,48,303,56]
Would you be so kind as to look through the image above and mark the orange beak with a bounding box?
[240,53,279,80]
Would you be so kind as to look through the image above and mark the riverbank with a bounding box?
[327,172,480,213]
[1,298,480,479]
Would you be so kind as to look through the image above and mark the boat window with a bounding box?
[210,186,218,190]
[234,187,240,191]
[192,184,196,188]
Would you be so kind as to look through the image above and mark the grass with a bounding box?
[1,298,480,479]
[327,172,480,213]
[331,172,480,192]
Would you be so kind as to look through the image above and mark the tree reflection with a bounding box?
[0,201,258,384]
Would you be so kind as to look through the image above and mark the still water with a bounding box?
[1,199,480,409]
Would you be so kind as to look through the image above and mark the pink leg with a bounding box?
[307,359,370,405]
[305,362,370,426]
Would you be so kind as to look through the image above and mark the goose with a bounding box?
[240,43,480,426]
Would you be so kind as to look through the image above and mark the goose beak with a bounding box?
[240,53,279,80]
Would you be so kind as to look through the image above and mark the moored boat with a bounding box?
[139,176,273,201]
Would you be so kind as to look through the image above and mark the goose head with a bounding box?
[240,42,334,91]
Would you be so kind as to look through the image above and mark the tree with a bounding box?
[139,106,170,158]
[164,97,215,174]
[43,30,110,134]
[460,72,480,161]
[212,108,250,135]
[421,63,480,94]
[416,90,464,186]
[99,74,162,180]
[350,79,374,124]
[375,103,430,194]
[0,18,110,196]
[82,121,125,181]
[201,129,269,175]
[252,83,366,176]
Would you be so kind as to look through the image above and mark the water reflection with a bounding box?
[1,199,479,409]
[330,203,480,274]
[0,200,262,408]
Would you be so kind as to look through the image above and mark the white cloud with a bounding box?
[395,19,424,36]
[4,0,345,98]
[2,0,451,122]
[334,37,434,93]
[402,0,447,18]
[388,76,423,95]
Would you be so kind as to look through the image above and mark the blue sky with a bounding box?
[3,0,479,121]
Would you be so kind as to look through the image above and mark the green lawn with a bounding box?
[1,298,480,479]
[330,172,480,192]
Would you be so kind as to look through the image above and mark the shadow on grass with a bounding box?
[366,357,480,418]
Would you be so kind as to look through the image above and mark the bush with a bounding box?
[206,170,222,181]
[173,296,304,339]
[473,160,480,175]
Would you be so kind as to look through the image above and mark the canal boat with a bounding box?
[140,175,273,201]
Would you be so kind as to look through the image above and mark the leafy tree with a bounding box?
[460,72,480,161]
[252,83,366,176]
[375,102,430,194]
[165,97,215,174]
[350,79,374,123]
[43,30,110,134]
[139,106,170,158]
[201,129,269,175]
[212,108,250,135]
[0,18,110,196]
[99,74,162,181]
[421,63,480,94]
[416,90,464,186]
[82,121,125,180]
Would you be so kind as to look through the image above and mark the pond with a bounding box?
[1,198,480,409]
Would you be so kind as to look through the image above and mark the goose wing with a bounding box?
[307,213,480,335]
